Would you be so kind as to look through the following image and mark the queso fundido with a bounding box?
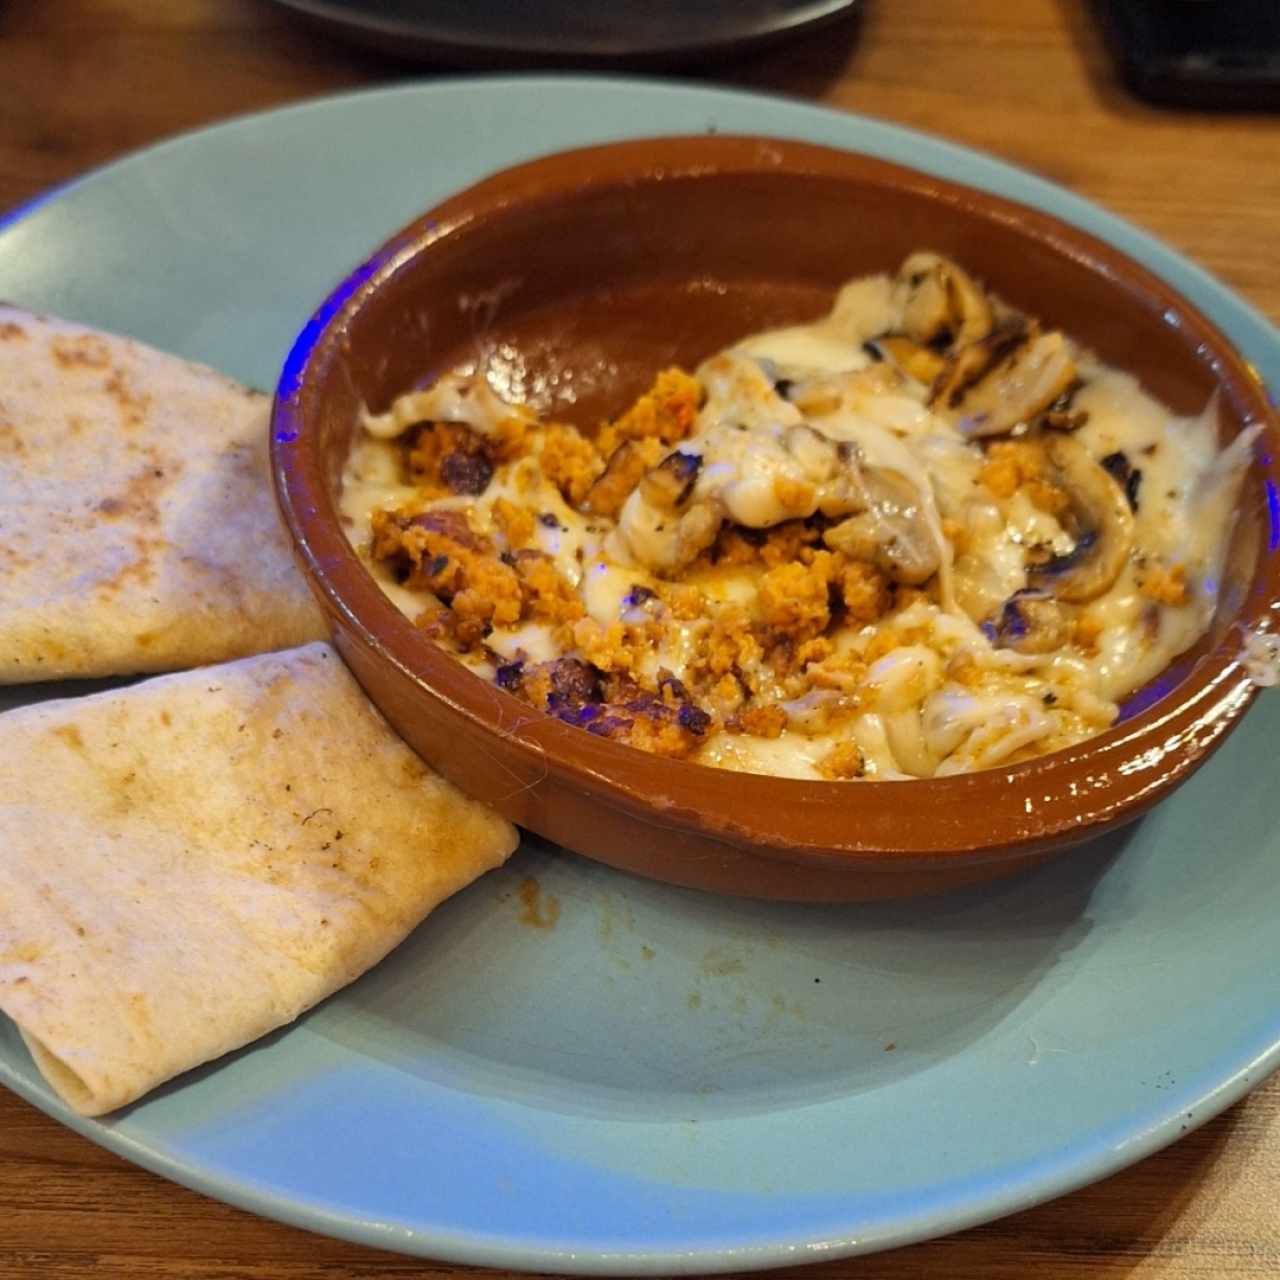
[339,253,1258,782]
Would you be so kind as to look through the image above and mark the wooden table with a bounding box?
[2,2,1278,1276]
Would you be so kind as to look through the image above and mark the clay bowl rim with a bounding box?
[272,134,1280,869]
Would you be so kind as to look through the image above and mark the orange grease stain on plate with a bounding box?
[517,876,560,930]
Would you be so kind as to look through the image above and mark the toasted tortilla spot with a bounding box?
[2,942,43,964]
[51,334,110,368]
[95,461,172,525]
[0,424,24,457]
[51,725,84,751]
[103,368,152,428]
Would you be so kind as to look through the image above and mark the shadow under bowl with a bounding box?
[271,136,1280,902]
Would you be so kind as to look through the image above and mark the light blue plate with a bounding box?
[2,78,1279,1274]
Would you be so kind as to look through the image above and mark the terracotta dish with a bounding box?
[271,136,1280,901]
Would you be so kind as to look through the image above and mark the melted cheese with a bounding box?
[615,346,958,607]
[363,371,529,440]
[341,263,1258,782]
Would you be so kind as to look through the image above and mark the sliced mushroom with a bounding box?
[784,423,841,483]
[824,468,941,585]
[931,317,1028,408]
[1100,450,1142,511]
[1028,434,1135,603]
[873,336,947,385]
[1041,382,1089,432]
[661,502,722,573]
[583,439,662,518]
[616,497,718,575]
[987,589,1072,654]
[896,252,994,349]
[638,449,702,511]
[1041,407,1089,431]
[931,321,1078,438]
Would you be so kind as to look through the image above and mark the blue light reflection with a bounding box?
[274,253,383,410]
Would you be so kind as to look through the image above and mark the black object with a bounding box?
[1093,0,1280,108]
[269,0,859,68]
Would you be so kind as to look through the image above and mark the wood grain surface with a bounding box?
[2,1,1279,1276]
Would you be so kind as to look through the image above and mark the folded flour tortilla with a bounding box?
[0,306,327,682]
[0,641,518,1115]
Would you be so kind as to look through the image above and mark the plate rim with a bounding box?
[3,1014,1278,1273]
[266,0,859,62]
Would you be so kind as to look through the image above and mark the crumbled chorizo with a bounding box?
[979,440,1070,516]
[759,522,824,569]
[369,508,525,647]
[696,606,762,678]
[508,663,709,759]
[806,650,868,693]
[1137,560,1189,606]
[539,423,604,506]
[509,550,586,626]
[758,553,838,640]
[818,742,865,779]
[571,617,641,674]
[407,423,495,496]
[518,657,604,719]
[491,415,531,461]
[663,583,707,622]
[492,496,536,548]
[595,368,702,458]
[839,560,891,623]
[701,520,821,570]
[734,704,788,738]
[706,524,767,567]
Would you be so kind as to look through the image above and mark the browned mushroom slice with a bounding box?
[582,439,663,518]
[896,252,994,349]
[1028,434,1135,603]
[638,450,702,511]
[873,336,947,385]
[655,503,723,575]
[823,469,940,585]
[616,449,723,575]
[1041,408,1089,431]
[987,589,1073,654]
[931,321,1078,438]
[1041,382,1089,432]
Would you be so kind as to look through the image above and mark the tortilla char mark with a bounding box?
[50,333,110,369]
